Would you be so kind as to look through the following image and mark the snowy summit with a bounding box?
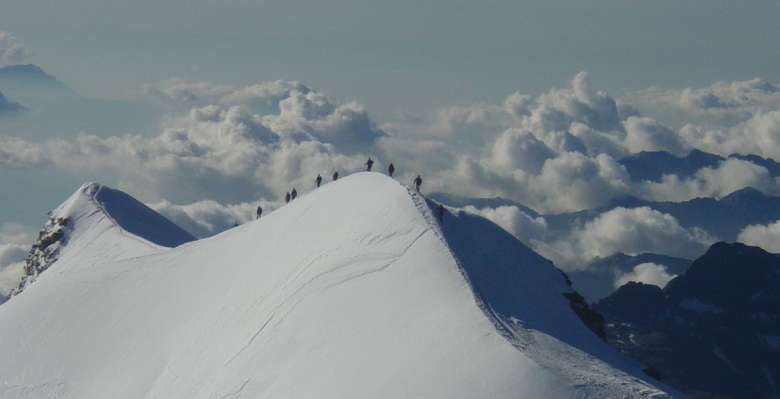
[0,173,678,398]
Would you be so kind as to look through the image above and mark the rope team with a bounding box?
[255,158,427,220]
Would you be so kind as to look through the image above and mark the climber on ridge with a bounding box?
[333,171,339,181]
[256,205,262,219]
[285,192,291,203]
[388,163,395,177]
[291,188,298,200]
[414,175,423,193]
[315,174,323,188]
[366,157,374,172]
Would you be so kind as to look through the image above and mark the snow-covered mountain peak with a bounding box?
[0,173,679,398]
[50,181,101,221]
[54,181,195,248]
[12,182,195,296]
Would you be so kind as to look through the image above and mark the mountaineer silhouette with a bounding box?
[414,175,423,193]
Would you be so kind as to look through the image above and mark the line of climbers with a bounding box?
[256,157,428,220]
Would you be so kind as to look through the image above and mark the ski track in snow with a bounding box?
[216,379,251,399]
[225,226,434,367]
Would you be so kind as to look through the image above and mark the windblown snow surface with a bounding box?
[0,173,679,398]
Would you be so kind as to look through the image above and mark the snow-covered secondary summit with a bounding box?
[0,173,679,398]
[13,182,195,295]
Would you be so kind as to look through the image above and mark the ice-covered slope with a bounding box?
[0,173,678,398]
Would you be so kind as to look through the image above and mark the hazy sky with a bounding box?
[4,0,780,116]
[3,0,780,267]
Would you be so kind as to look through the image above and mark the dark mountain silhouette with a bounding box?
[620,150,724,182]
[619,150,780,182]
[595,242,780,399]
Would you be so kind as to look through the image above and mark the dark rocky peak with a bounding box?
[665,242,779,309]
[595,282,668,325]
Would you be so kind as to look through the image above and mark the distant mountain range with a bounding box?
[594,242,780,399]
[546,187,780,242]
[436,184,780,244]
[620,150,780,181]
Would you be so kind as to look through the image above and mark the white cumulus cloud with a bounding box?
[0,223,34,299]
[614,263,676,289]
[536,207,713,269]
[0,81,383,205]
[738,220,780,253]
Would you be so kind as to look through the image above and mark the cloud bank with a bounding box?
[530,207,713,269]
[6,73,780,213]
[4,72,780,267]
[1,80,384,205]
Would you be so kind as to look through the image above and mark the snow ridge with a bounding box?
[0,173,680,398]
[409,188,522,347]
[412,188,678,398]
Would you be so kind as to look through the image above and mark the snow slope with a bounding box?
[0,173,679,398]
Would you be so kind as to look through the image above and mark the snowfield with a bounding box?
[0,173,680,398]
